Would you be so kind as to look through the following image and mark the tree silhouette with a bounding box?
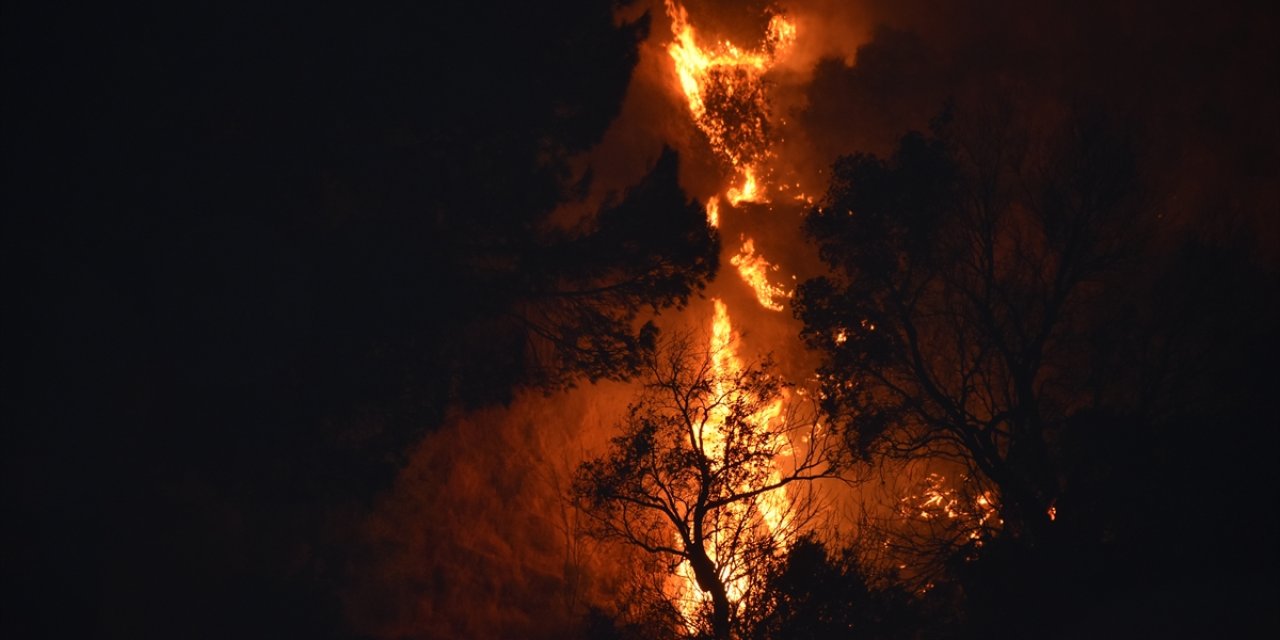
[795,106,1144,543]
[573,335,843,639]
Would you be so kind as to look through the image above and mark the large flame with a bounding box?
[665,0,796,312]
[665,0,794,207]
[662,3,802,626]
[670,299,790,624]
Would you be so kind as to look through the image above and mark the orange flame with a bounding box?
[725,166,762,206]
[705,195,720,228]
[663,2,801,624]
[665,0,797,311]
[665,0,794,205]
[730,236,791,311]
[670,298,790,624]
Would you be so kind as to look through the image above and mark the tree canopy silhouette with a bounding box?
[795,106,1144,542]
[478,147,719,397]
[795,103,1280,637]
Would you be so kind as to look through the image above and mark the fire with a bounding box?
[900,473,1002,544]
[709,297,737,373]
[662,3,801,625]
[665,1,799,313]
[665,0,794,206]
[730,236,791,311]
[671,298,791,624]
[705,297,786,480]
[725,166,762,205]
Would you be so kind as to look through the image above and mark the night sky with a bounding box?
[5,1,1278,639]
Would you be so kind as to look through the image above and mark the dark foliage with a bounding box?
[743,536,938,640]
[518,148,719,391]
[796,107,1144,539]
[795,106,1280,637]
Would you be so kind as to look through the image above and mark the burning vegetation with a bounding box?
[540,3,1279,638]
[572,320,842,638]
[665,0,794,203]
[664,0,796,315]
[18,1,1277,639]
[337,3,1279,639]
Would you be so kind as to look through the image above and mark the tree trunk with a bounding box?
[688,544,731,639]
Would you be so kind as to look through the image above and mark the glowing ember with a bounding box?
[899,473,1002,544]
[706,195,720,228]
[730,236,791,311]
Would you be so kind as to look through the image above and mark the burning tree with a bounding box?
[572,332,844,639]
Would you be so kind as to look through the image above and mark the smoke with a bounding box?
[345,383,637,639]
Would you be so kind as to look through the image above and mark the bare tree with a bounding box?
[572,334,845,639]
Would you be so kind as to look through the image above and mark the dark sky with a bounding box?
[5,1,1277,638]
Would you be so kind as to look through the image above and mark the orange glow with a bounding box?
[706,297,786,484]
[705,195,720,228]
[730,236,791,311]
